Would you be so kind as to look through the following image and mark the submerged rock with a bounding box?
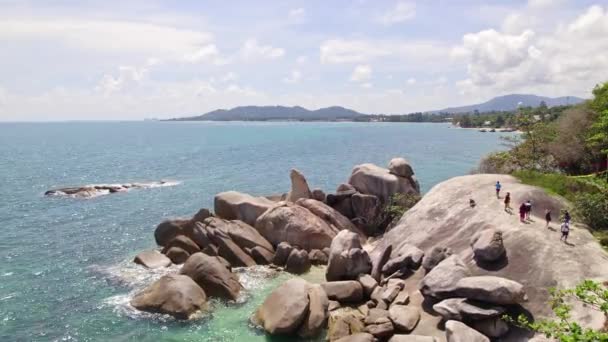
[130,274,207,319]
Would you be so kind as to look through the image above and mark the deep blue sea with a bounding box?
[0,122,511,341]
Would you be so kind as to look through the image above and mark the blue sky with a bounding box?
[0,0,607,121]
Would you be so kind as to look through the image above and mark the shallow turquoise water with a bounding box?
[0,122,510,341]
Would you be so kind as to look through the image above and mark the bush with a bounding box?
[574,192,608,231]
[474,151,518,174]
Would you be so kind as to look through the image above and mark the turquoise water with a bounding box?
[0,122,510,341]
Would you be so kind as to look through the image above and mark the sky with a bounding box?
[1,0,607,121]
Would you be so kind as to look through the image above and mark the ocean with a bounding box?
[0,121,511,341]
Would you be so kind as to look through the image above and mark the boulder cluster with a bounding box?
[130,158,420,321]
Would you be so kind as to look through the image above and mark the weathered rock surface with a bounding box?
[214,191,274,226]
[296,198,362,236]
[180,253,242,300]
[419,255,470,298]
[421,246,452,271]
[364,316,394,338]
[298,284,329,337]
[383,244,424,275]
[250,246,274,265]
[371,244,392,282]
[471,228,505,262]
[364,308,389,324]
[309,249,329,265]
[130,274,207,319]
[312,188,327,202]
[388,157,414,178]
[133,250,171,269]
[255,278,310,335]
[357,274,378,297]
[286,169,312,202]
[203,217,274,253]
[285,249,311,274]
[154,219,190,246]
[351,193,380,234]
[348,163,419,204]
[162,235,200,256]
[255,202,336,250]
[450,276,527,305]
[328,307,366,341]
[389,305,421,332]
[445,320,489,342]
[321,281,364,303]
[432,298,505,321]
[326,230,371,281]
[165,246,190,264]
[207,228,256,267]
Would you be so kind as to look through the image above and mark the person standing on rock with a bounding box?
[519,203,526,223]
[560,221,570,242]
[545,209,552,228]
[564,210,571,224]
[504,192,511,212]
[525,200,532,220]
[495,181,502,198]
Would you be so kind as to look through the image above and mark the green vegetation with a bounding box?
[505,280,608,341]
[371,193,421,234]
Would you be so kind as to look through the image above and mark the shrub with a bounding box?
[574,192,608,231]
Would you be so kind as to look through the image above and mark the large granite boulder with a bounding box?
[133,250,171,269]
[296,198,363,236]
[206,217,274,253]
[298,284,329,337]
[471,228,505,262]
[254,278,310,335]
[207,227,256,267]
[130,274,207,319]
[255,202,337,250]
[286,169,312,202]
[309,249,329,265]
[326,230,371,281]
[388,157,414,178]
[328,307,366,341]
[421,246,452,272]
[312,188,327,202]
[250,246,274,265]
[321,281,364,303]
[351,193,380,234]
[162,235,200,255]
[364,316,394,338]
[273,242,294,266]
[214,191,274,226]
[382,244,424,275]
[432,298,505,321]
[164,246,190,264]
[445,320,489,342]
[348,163,419,204]
[420,255,470,298]
[180,253,242,300]
[450,276,527,305]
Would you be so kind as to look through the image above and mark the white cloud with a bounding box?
[378,1,416,25]
[288,8,306,23]
[350,65,373,82]
[406,77,416,85]
[221,72,239,82]
[96,65,149,94]
[240,39,285,61]
[0,18,214,58]
[283,70,302,84]
[454,5,608,98]
[361,82,373,89]
[296,56,308,64]
[182,44,227,65]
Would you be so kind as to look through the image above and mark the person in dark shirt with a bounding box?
[504,192,511,212]
[519,203,526,223]
[545,209,552,228]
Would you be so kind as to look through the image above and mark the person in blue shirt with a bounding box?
[495,181,502,198]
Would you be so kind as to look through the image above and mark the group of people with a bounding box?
[495,181,572,243]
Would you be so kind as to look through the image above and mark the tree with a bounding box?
[587,82,608,177]
[506,280,608,341]
[495,115,505,127]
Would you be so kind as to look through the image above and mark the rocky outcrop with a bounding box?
[348,162,419,204]
[445,320,489,342]
[351,193,380,234]
[214,191,274,226]
[286,169,312,202]
[154,219,191,246]
[133,250,171,269]
[312,189,327,202]
[326,230,371,281]
[180,253,242,301]
[296,198,363,236]
[420,255,470,298]
[309,249,329,265]
[130,274,207,319]
[44,181,177,199]
[328,307,366,341]
[272,242,294,266]
[254,278,310,335]
[321,281,364,303]
[421,246,452,272]
[286,249,311,274]
[389,305,420,332]
[255,202,336,250]
[388,158,414,178]
[382,244,424,276]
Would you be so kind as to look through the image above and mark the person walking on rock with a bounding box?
[519,203,526,223]
[504,192,511,212]
[495,181,502,198]
[545,209,552,228]
[564,210,571,224]
[525,200,532,220]
[560,221,570,242]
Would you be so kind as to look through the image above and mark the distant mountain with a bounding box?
[432,94,585,114]
[167,105,365,121]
